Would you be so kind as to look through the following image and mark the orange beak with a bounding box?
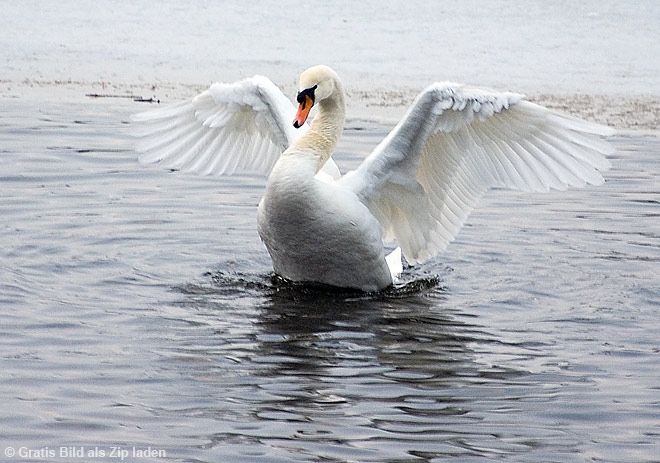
[293,95,313,128]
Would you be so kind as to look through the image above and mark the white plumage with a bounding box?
[133,65,614,292]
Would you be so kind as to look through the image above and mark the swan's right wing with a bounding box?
[132,75,304,176]
[341,82,614,264]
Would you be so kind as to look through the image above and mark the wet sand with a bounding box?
[2,1,659,132]
[4,77,660,134]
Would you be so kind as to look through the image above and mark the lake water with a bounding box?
[1,97,658,462]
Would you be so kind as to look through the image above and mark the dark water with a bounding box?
[1,98,659,462]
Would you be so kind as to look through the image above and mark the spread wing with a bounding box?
[339,83,614,264]
[132,75,304,176]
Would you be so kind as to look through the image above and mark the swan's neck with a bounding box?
[290,85,345,172]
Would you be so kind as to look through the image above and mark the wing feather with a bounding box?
[132,75,303,177]
[340,82,614,264]
[131,100,191,122]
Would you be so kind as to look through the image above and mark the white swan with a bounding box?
[133,65,614,292]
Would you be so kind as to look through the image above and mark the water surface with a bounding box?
[1,99,659,462]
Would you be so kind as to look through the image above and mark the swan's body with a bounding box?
[133,65,614,292]
[257,154,392,291]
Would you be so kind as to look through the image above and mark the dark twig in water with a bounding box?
[85,93,160,103]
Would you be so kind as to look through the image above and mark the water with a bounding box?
[1,97,658,462]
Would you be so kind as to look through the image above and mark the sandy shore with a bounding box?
[4,77,659,135]
[3,0,658,134]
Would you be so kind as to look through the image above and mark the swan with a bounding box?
[133,65,614,292]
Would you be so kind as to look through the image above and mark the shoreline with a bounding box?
[3,77,659,134]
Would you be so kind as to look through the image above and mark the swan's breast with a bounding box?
[257,164,392,291]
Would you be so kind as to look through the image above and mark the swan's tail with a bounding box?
[386,247,403,282]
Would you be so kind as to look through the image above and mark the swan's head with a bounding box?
[293,65,340,128]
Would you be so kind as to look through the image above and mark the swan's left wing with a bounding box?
[340,83,614,264]
[132,75,303,176]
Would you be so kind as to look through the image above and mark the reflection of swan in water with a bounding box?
[173,275,552,459]
[257,286,462,377]
[254,283,494,388]
[188,271,491,391]
[134,65,613,292]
